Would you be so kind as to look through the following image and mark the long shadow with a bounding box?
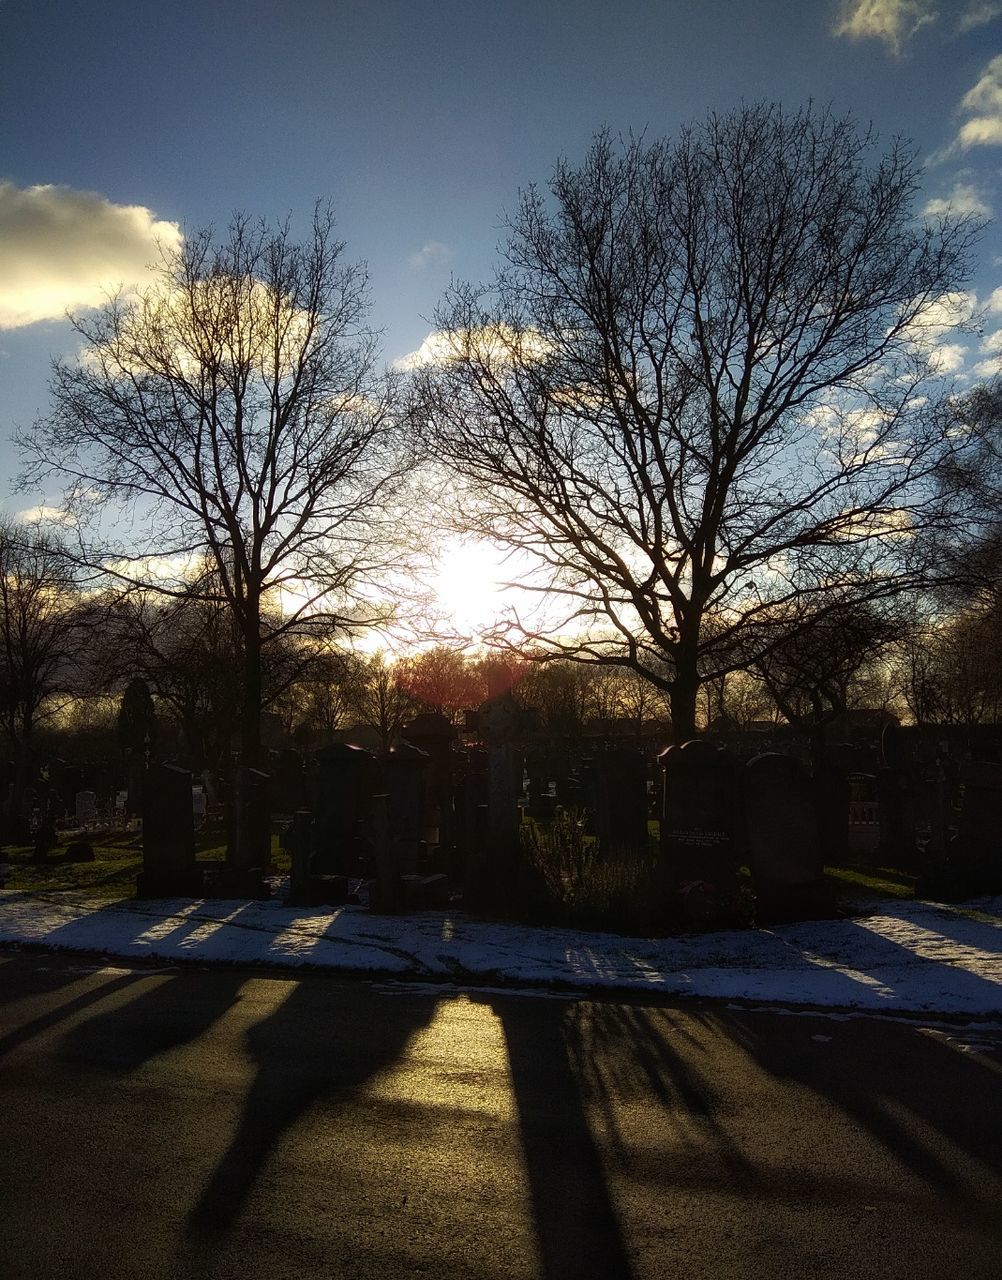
[762,910,1002,1013]
[484,992,637,1280]
[563,1000,755,1182]
[0,969,143,1062]
[60,969,248,1073]
[724,1006,1002,1202]
[0,950,126,1010]
[34,896,256,963]
[183,979,439,1258]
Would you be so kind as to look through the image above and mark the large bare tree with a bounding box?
[0,520,84,834]
[412,106,981,741]
[20,207,409,771]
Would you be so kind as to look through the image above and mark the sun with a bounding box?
[430,537,514,635]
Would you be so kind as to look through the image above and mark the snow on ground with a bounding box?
[1,889,1000,1015]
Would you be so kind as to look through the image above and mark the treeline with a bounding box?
[5,511,1002,780]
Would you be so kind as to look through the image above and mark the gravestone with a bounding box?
[311,743,374,875]
[588,749,648,852]
[382,741,429,876]
[63,840,95,863]
[950,760,1002,893]
[228,767,272,871]
[138,763,201,897]
[403,713,457,861]
[284,808,349,907]
[367,792,403,913]
[453,752,488,883]
[743,753,833,922]
[846,772,880,857]
[75,790,98,828]
[464,692,522,913]
[659,741,736,885]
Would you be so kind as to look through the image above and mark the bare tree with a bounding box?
[412,106,981,741]
[0,520,84,831]
[394,645,484,722]
[350,652,418,751]
[933,378,1002,606]
[752,599,905,750]
[20,207,409,773]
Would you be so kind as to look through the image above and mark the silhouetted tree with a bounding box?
[412,105,981,741]
[21,208,410,786]
[394,646,483,722]
[350,653,418,750]
[0,520,83,831]
[933,378,1002,605]
[0,523,81,751]
[752,599,905,748]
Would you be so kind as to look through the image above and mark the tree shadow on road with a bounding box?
[0,963,143,1062]
[725,1005,1002,1202]
[483,992,639,1280]
[182,978,439,1266]
[59,968,248,1073]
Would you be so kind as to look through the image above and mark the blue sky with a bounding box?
[2,0,1001,518]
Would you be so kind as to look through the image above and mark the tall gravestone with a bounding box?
[588,749,649,852]
[402,713,456,864]
[659,741,736,884]
[228,767,272,871]
[453,748,488,883]
[464,693,523,913]
[311,743,374,876]
[382,741,429,876]
[743,753,833,922]
[138,763,201,898]
[950,760,1002,893]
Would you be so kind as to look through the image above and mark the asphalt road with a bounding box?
[1,949,1001,1280]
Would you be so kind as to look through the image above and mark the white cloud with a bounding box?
[980,328,1002,353]
[956,55,1002,149]
[835,1,1002,50]
[923,182,992,217]
[972,355,1002,377]
[901,290,976,346]
[16,505,78,527]
[928,342,969,373]
[834,0,937,53]
[958,2,1002,33]
[0,182,181,330]
[394,326,553,372]
[408,240,453,270]
[987,286,1002,311]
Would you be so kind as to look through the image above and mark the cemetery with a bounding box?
[2,689,1001,938]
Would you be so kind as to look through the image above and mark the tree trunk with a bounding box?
[228,612,265,878]
[239,620,262,770]
[669,671,699,745]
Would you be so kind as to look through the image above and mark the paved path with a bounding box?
[2,950,1001,1279]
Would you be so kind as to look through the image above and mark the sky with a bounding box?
[1,0,1002,525]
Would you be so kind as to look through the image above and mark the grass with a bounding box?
[1,828,288,898]
[823,862,918,900]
